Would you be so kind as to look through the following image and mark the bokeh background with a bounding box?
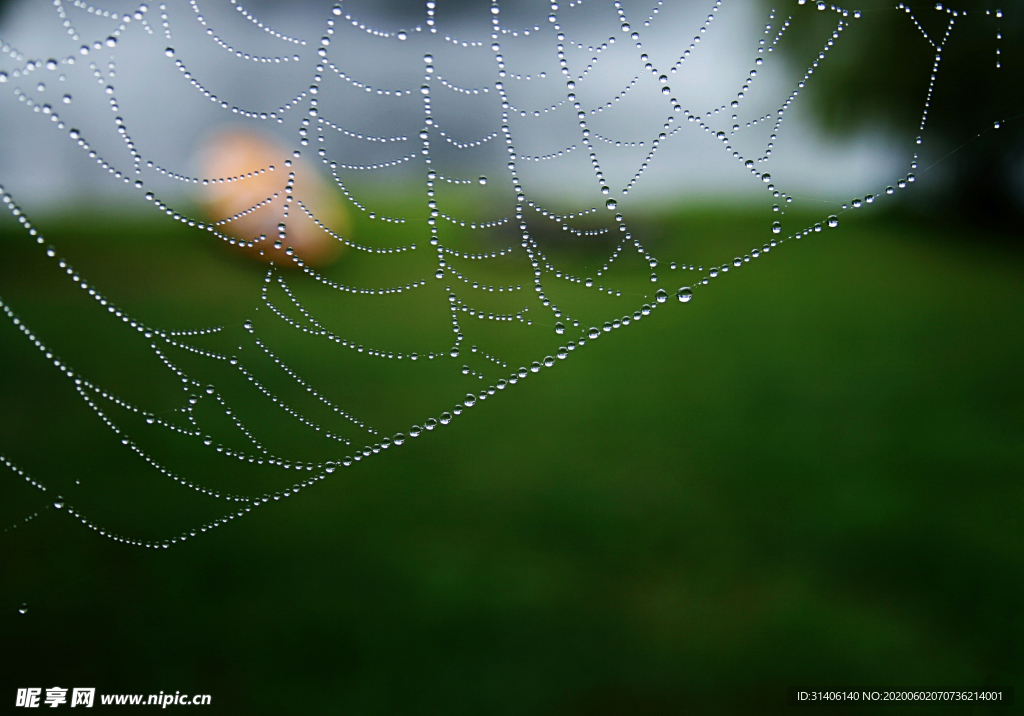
[1,1,1022,714]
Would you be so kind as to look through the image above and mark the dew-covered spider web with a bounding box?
[0,0,1010,562]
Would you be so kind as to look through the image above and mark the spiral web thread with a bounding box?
[0,0,999,550]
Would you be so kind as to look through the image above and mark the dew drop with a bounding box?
[827,215,838,228]
[397,30,408,40]
[478,176,487,185]
[761,173,771,183]
[605,198,617,210]
[772,221,781,234]
[105,36,117,48]
[18,603,27,615]
[554,321,565,335]
[588,326,600,339]
[464,394,477,407]
[655,288,668,303]
[165,47,175,57]
[677,287,693,303]
[62,94,72,104]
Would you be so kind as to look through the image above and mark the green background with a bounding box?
[0,205,1022,714]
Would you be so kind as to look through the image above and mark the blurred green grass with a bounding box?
[0,205,1022,714]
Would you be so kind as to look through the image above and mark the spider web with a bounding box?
[0,0,1004,556]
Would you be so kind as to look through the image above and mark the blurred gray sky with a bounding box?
[0,0,907,215]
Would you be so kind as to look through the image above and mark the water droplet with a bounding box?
[761,173,771,183]
[772,221,781,234]
[557,347,568,359]
[62,94,72,104]
[478,176,487,185]
[464,394,477,407]
[53,498,64,510]
[588,326,600,339]
[605,198,617,210]
[440,412,452,425]
[677,287,693,303]
[655,288,668,303]
[397,31,408,41]
[827,215,838,228]
[543,356,555,368]
[450,347,459,358]
[165,47,175,57]
[554,322,565,334]
[18,603,27,615]
[733,257,743,267]
[817,1,826,8]
[105,36,117,48]
[0,72,7,83]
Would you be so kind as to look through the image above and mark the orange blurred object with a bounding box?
[198,128,349,267]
